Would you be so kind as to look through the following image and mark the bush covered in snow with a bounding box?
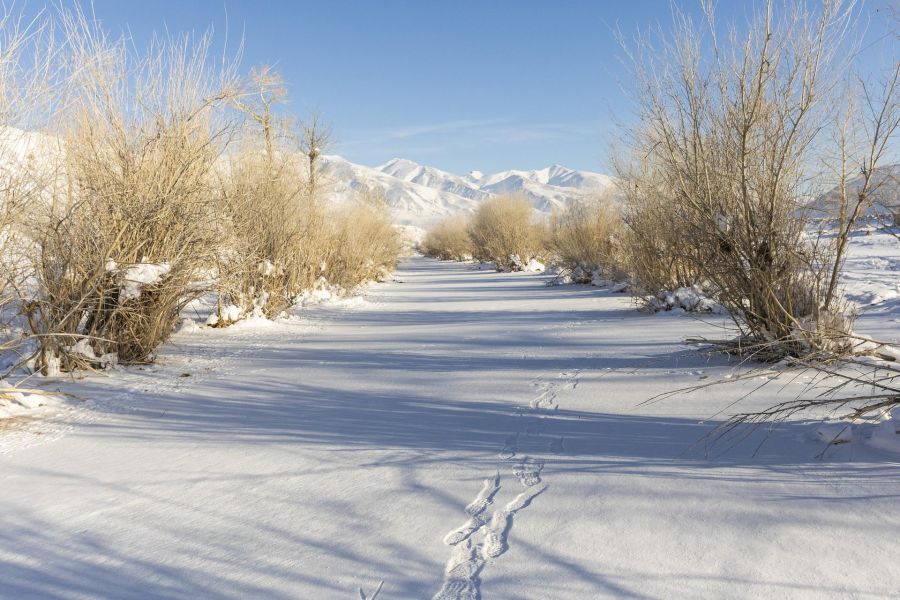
[215,108,326,319]
[322,191,402,290]
[211,70,400,325]
[646,286,722,314]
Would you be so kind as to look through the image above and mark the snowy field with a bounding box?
[1,236,900,598]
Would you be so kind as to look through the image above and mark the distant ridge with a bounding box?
[322,155,617,226]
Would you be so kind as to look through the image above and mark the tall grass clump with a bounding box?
[548,194,624,282]
[616,0,863,359]
[467,194,543,271]
[19,9,238,373]
[422,215,472,261]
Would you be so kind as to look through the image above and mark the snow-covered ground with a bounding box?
[1,238,899,598]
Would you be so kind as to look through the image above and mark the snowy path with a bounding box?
[1,256,899,599]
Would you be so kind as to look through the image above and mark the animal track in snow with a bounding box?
[434,367,580,598]
[529,369,581,412]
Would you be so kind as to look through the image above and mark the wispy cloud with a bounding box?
[339,118,601,148]
[340,117,512,147]
[384,118,512,140]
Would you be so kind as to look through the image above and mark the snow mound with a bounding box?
[866,411,900,454]
[106,260,172,301]
[815,421,853,444]
[648,286,721,313]
[0,381,62,420]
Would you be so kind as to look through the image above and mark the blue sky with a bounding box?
[67,1,899,174]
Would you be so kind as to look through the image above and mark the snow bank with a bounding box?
[63,338,118,369]
[812,411,900,455]
[547,265,620,287]
[647,286,722,313]
[0,380,61,420]
[815,421,853,444]
[506,255,545,273]
[866,411,900,454]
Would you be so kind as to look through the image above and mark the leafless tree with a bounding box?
[616,0,859,358]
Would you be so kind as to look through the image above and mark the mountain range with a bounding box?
[321,155,617,226]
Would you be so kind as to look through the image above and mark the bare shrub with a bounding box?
[422,215,472,261]
[215,148,317,321]
[467,194,542,271]
[616,166,700,295]
[821,62,900,308]
[548,194,624,282]
[323,189,401,290]
[18,9,238,373]
[213,68,326,321]
[0,9,57,361]
[617,0,857,359]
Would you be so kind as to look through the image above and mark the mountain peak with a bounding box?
[380,157,419,170]
[324,155,616,226]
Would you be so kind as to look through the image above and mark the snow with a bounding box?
[509,254,546,273]
[257,259,276,276]
[114,261,171,301]
[815,421,853,444]
[867,412,900,454]
[2,256,900,598]
[324,155,618,226]
[205,303,242,326]
[0,381,62,420]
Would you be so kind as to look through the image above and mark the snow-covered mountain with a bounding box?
[322,155,617,225]
[810,164,900,220]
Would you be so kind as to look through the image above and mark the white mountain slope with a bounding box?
[322,155,617,225]
[811,163,900,220]
[322,155,483,225]
[377,158,490,202]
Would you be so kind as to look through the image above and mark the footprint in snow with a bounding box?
[443,475,500,546]
[432,538,484,600]
[481,484,548,560]
[512,457,543,487]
